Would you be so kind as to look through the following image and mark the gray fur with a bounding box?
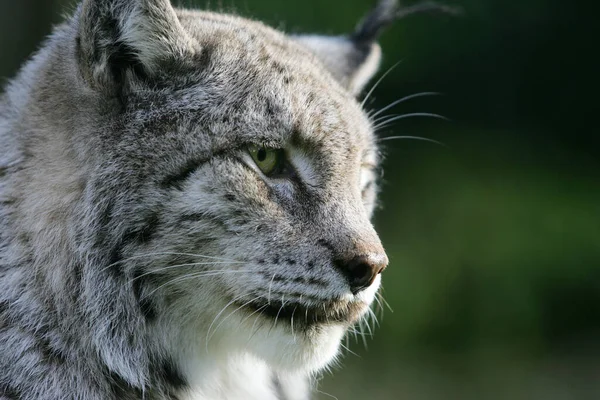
[0,0,399,399]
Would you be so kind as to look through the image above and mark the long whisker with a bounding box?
[361,61,402,108]
[130,262,244,282]
[358,318,369,349]
[344,329,350,354]
[346,327,363,335]
[240,302,268,327]
[99,251,240,273]
[205,293,249,350]
[379,286,394,313]
[373,292,385,321]
[367,307,380,329]
[206,295,260,345]
[378,135,447,147]
[363,311,375,337]
[267,273,277,305]
[290,305,298,343]
[339,341,360,358]
[374,112,449,130]
[315,389,340,400]
[247,304,269,344]
[269,296,287,337]
[141,270,254,300]
[371,91,442,119]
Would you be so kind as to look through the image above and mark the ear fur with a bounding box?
[293,35,382,96]
[77,0,196,92]
[294,0,461,96]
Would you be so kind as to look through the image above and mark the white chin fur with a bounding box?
[200,314,346,374]
[174,314,347,397]
[249,323,346,373]
[175,281,380,380]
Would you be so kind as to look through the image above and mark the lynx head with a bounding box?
[4,0,416,386]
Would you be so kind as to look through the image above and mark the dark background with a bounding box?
[1,1,598,399]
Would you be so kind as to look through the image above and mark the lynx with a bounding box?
[0,0,440,398]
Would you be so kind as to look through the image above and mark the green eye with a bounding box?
[248,145,282,175]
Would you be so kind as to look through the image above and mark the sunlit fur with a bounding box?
[0,0,396,399]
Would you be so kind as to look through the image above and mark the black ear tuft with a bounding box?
[294,1,461,96]
[352,0,463,44]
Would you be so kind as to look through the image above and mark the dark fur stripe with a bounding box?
[106,211,161,278]
[0,385,24,400]
[160,159,202,190]
[122,212,160,245]
[35,333,67,366]
[106,243,126,278]
[156,358,187,390]
[132,269,157,322]
[107,371,144,399]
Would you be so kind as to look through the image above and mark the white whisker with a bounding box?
[206,295,260,345]
[339,341,360,358]
[290,305,298,343]
[205,293,249,351]
[316,389,340,400]
[99,251,240,273]
[367,307,379,329]
[141,270,254,300]
[362,314,374,338]
[240,303,268,329]
[379,286,394,313]
[358,318,369,349]
[269,296,286,336]
[374,112,449,130]
[371,91,442,119]
[267,273,276,305]
[344,334,350,355]
[130,262,244,282]
[361,61,402,108]
[373,292,385,321]
[247,304,269,344]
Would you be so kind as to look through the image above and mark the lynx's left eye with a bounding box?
[248,145,283,176]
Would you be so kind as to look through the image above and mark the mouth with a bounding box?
[238,298,368,329]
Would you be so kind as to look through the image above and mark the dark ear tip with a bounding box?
[395,1,464,19]
[352,0,463,44]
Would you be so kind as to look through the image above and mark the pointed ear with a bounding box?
[293,0,461,96]
[293,35,382,97]
[76,0,196,92]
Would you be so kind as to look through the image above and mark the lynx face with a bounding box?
[93,7,389,373]
[0,0,398,396]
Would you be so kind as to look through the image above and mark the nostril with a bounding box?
[347,258,373,291]
[338,254,388,295]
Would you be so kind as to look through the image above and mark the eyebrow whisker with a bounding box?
[377,135,447,147]
[371,92,442,120]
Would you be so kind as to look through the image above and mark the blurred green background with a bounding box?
[2,0,598,399]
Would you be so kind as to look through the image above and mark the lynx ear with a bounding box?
[293,35,382,97]
[76,0,196,91]
[294,0,460,96]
